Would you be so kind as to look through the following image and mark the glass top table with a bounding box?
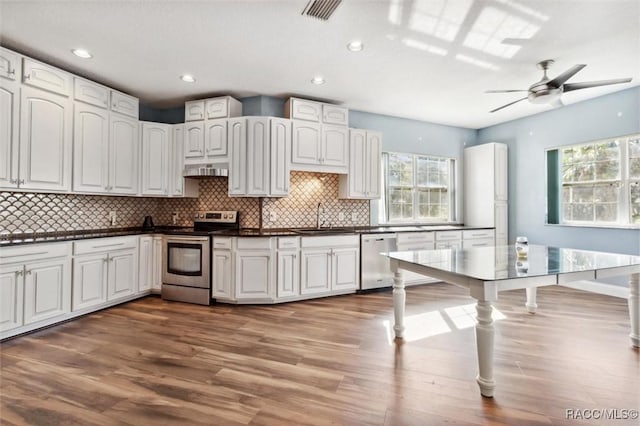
[382,245,640,398]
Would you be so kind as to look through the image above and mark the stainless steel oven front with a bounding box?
[162,235,210,305]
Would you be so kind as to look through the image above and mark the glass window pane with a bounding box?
[630,158,640,179]
[631,184,640,224]
[388,153,413,186]
[593,185,618,203]
[595,141,619,161]
[595,204,617,222]
[572,186,593,203]
[562,187,571,203]
[572,204,593,221]
[595,160,619,180]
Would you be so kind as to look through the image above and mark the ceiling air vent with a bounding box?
[302,0,342,20]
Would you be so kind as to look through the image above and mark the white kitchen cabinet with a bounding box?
[184,121,205,159]
[141,121,169,195]
[74,77,109,108]
[22,57,71,97]
[396,232,437,286]
[300,235,359,295]
[206,96,242,119]
[110,90,138,119]
[169,124,198,198]
[138,236,153,293]
[19,86,72,191]
[184,100,205,121]
[73,103,138,194]
[228,117,291,197]
[205,119,228,161]
[0,47,20,81]
[322,104,348,126]
[462,229,495,248]
[291,121,348,173]
[152,236,163,292]
[291,120,321,166]
[276,237,299,299]
[339,129,381,199]
[234,238,274,301]
[464,142,508,243]
[212,237,233,300]
[0,74,20,189]
[285,98,321,122]
[0,242,71,335]
[73,236,138,310]
[435,230,462,249]
[321,125,349,168]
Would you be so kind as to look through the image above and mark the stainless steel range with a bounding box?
[162,211,239,305]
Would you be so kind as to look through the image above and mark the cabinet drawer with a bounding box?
[463,229,494,240]
[74,77,109,108]
[322,104,348,126]
[397,241,435,251]
[212,238,232,250]
[74,236,138,255]
[301,235,359,248]
[22,57,71,96]
[185,100,205,121]
[0,47,20,81]
[396,232,434,245]
[236,238,272,250]
[463,238,494,249]
[435,231,462,241]
[110,91,138,118]
[278,237,299,249]
[289,98,321,122]
[0,242,71,265]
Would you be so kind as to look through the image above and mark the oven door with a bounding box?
[162,236,210,288]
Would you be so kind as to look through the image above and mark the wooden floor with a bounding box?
[1,284,638,425]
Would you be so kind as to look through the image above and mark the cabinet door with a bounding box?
[290,98,321,122]
[495,201,508,245]
[138,236,153,292]
[110,114,139,194]
[348,129,366,197]
[0,264,24,332]
[291,121,321,166]
[184,100,205,121]
[19,86,72,191]
[23,257,71,325]
[270,118,291,197]
[322,105,348,126]
[277,250,299,298]
[212,250,232,299]
[73,102,109,193]
[205,119,228,159]
[206,97,229,119]
[0,78,19,189]
[170,124,184,196]
[0,47,20,81]
[74,77,109,108]
[152,237,163,291]
[494,144,508,201]
[235,251,272,300]
[300,249,331,295]
[22,58,71,96]
[184,121,205,159]
[107,249,136,301]
[73,254,108,311]
[228,118,246,195]
[141,122,169,195]
[110,91,138,119]
[365,131,382,198]
[321,125,348,168]
[246,118,269,196]
[332,247,358,291]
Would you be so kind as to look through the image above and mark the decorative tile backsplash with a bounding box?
[0,172,370,235]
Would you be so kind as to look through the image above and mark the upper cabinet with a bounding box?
[22,58,71,97]
[183,96,242,165]
[141,122,169,196]
[338,129,382,199]
[228,117,291,197]
[110,90,138,118]
[0,47,21,81]
[286,97,349,174]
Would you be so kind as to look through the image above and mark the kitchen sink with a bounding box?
[291,227,356,235]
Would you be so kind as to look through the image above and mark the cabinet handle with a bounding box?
[23,74,30,80]
[9,178,17,184]
[8,69,15,76]
[26,270,32,275]
[15,270,23,277]
[103,257,108,264]
[18,179,24,185]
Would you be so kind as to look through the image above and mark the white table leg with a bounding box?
[629,273,639,347]
[393,270,406,339]
[525,287,538,314]
[475,299,496,397]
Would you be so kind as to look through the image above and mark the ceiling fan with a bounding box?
[487,59,632,113]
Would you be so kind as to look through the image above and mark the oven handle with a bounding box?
[165,236,209,243]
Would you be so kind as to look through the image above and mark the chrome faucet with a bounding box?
[316,203,323,229]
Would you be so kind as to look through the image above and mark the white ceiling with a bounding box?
[1,0,638,129]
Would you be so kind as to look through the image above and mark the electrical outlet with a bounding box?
[269,211,277,222]
[338,212,345,222]
[172,212,178,225]
[109,211,117,226]
[351,212,358,222]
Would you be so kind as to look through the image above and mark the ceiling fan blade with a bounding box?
[551,98,564,108]
[563,78,632,92]
[485,89,528,93]
[489,97,528,113]
[547,64,586,87]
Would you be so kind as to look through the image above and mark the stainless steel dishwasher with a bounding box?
[360,233,397,290]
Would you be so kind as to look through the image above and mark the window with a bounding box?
[547,134,640,226]
[381,152,456,223]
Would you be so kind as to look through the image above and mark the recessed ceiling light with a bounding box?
[311,76,325,85]
[71,48,92,59]
[347,40,364,52]
[180,74,196,83]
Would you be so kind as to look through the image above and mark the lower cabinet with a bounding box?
[212,245,232,299]
[300,249,331,295]
[300,235,359,296]
[152,236,163,292]
[235,250,273,300]
[276,237,299,299]
[0,242,72,337]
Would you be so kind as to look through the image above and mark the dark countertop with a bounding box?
[0,224,492,247]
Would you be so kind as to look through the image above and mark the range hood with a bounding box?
[183,164,228,178]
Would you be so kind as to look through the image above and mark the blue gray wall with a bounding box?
[473,86,640,255]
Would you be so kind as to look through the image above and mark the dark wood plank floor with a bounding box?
[1,284,638,425]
